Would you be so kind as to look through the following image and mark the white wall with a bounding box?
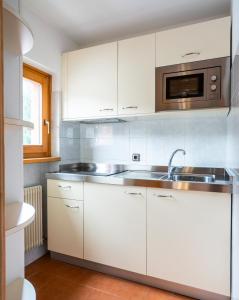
[21,7,79,91]
[21,4,79,162]
[21,5,79,157]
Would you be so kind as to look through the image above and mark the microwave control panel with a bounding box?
[207,67,221,101]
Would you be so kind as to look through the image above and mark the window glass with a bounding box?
[23,77,42,145]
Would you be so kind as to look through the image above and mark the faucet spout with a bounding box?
[168,149,186,179]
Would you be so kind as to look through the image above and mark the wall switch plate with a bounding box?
[132,153,140,162]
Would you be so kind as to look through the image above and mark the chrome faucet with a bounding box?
[168,149,186,179]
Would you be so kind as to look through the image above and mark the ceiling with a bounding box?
[22,0,230,47]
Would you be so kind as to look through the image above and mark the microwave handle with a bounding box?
[181,51,201,58]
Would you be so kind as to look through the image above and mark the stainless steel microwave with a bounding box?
[155,57,230,111]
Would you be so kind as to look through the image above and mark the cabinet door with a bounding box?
[156,17,230,67]
[118,34,155,115]
[62,42,117,120]
[48,197,83,258]
[147,188,231,296]
[84,183,146,274]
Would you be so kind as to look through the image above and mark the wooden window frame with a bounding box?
[23,64,52,159]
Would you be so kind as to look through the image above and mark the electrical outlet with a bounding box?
[132,153,140,162]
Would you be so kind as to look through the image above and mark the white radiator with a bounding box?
[24,185,43,252]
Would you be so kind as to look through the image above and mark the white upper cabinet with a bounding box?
[118,34,156,115]
[62,42,117,120]
[62,17,230,120]
[156,17,231,67]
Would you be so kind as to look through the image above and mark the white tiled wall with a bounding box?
[60,116,227,167]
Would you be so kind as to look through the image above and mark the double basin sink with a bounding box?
[115,170,215,183]
[171,174,215,183]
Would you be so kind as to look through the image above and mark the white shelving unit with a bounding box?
[5,202,35,236]
[3,0,36,297]
[6,278,36,300]
[3,4,34,55]
[5,202,36,299]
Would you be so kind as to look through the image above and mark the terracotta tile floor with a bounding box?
[26,255,194,300]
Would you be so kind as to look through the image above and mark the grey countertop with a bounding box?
[46,163,232,194]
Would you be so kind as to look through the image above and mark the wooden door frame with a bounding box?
[0,0,5,299]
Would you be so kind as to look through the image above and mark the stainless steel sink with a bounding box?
[117,171,216,183]
[171,174,216,183]
[115,171,166,180]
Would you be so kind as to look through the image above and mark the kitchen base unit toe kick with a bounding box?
[50,252,230,300]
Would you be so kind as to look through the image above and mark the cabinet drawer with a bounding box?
[47,179,83,200]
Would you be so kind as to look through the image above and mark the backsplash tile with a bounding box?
[60,122,81,139]
[130,137,146,164]
[184,118,227,167]
[146,119,185,166]
[60,116,227,167]
[129,121,148,138]
[60,137,81,163]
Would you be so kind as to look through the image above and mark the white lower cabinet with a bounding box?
[48,197,84,258]
[47,179,231,297]
[84,183,146,274]
[147,188,231,296]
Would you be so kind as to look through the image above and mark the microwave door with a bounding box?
[163,69,208,105]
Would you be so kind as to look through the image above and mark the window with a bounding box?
[23,64,51,158]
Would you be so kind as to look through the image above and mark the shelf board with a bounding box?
[4,118,34,128]
[3,4,34,55]
[6,278,36,300]
[5,202,35,236]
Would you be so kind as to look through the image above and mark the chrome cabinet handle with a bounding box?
[153,193,173,198]
[99,108,114,112]
[65,204,79,209]
[125,191,142,196]
[122,106,138,110]
[181,51,201,58]
[58,185,72,190]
